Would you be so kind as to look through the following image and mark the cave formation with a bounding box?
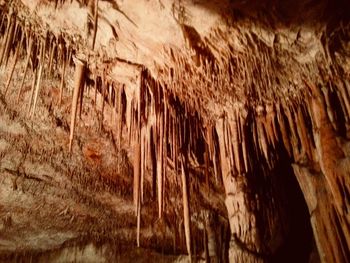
[0,0,349,262]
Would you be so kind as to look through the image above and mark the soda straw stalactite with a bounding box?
[31,38,46,117]
[59,45,68,105]
[92,0,99,50]
[181,155,191,260]
[0,12,15,66]
[157,109,164,218]
[17,35,33,102]
[27,68,37,115]
[4,30,23,95]
[134,138,141,247]
[31,63,43,117]
[69,57,86,153]
[48,38,56,78]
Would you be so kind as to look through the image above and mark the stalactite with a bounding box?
[204,135,210,189]
[135,75,143,248]
[67,46,72,68]
[284,102,300,158]
[108,82,112,105]
[150,125,157,200]
[31,39,46,117]
[188,118,194,152]
[117,86,123,171]
[41,32,48,74]
[162,96,168,213]
[78,81,85,119]
[265,104,277,150]
[206,125,216,182]
[216,118,230,191]
[47,38,56,78]
[256,113,269,162]
[111,84,116,126]
[231,113,242,174]
[17,35,33,102]
[94,73,98,106]
[92,0,99,50]
[225,119,236,175]
[239,113,249,174]
[141,125,148,204]
[172,114,177,173]
[69,57,86,153]
[127,97,133,145]
[169,111,173,160]
[181,155,191,259]
[276,103,292,157]
[296,106,313,161]
[157,110,164,218]
[101,74,106,126]
[59,44,67,105]
[27,68,37,115]
[0,12,15,66]
[334,87,350,125]
[137,191,141,248]
[31,63,43,117]
[336,80,350,121]
[0,10,6,31]
[307,81,346,213]
[134,72,143,234]
[4,32,22,95]
[133,138,141,212]
[322,86,336,128]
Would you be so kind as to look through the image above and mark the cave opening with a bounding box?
[242,111,320,262]
[270,151,319,263]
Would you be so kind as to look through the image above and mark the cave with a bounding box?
[0,0,349,262]
[269,155,316,263]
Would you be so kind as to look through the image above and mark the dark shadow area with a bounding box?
[192,0,350,27]
[270,153,319,263]
[244,111,319,263]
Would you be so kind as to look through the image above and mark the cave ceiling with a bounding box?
[6,0,350,117]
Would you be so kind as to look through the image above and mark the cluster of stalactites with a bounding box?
[0,5,74,111]
[0,7,202,255]
[159,32,300,118]
[214,77,350,261]
[130,69,216,256]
